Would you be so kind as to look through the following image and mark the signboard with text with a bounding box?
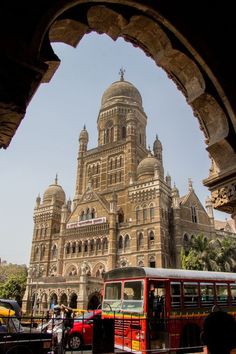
[66,217,106,229]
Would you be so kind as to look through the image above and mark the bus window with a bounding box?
[183,282,199,307]
[170,282,181,308]
[216,283,229,305]
[103,281,122,311]
[200,283,214,307]
[122,280,144,313]
[230,284,236,305]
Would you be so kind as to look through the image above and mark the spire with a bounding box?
[55,174,58,185]
[188,178,193,191]
[83,124,86,130]
[119,67,125,81]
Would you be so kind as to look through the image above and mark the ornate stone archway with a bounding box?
[0,1,235,221]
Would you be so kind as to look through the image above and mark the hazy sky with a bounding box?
[0,33,229,265]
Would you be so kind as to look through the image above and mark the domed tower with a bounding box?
[30,176,66,276]
[97,69,147,149]
[79,125,89,153]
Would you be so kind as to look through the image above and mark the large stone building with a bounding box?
[23,73,236,313]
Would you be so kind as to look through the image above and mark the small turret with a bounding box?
[153,134,163,163]
[35,194,41,208]
[79,125,89,152]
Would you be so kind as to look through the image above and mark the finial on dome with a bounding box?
[83,124,86,130]
[55,174,58,185]
[119,67,125,81]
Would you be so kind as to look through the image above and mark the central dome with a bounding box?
[101,80,142,109]
[43,178,65,205]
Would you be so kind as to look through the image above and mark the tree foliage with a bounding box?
[181,234,236,272]
[0,264,27,305]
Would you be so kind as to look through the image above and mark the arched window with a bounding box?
[84,241,88,253]
[150,205,155,221]
[78,242,82,253]
[111,127,114,142]
[96,239,102,251]
[51,245,57,259]
[136,208,140,223]
[41,245,45,259]
[143,207,147,222]
[122,126,126,139]
[149,256,156,268]
[103,238,108,251]
[149,231,155,247]
[91,208,95,219]
[80,210,85,221]
[72,242,76,253]
[66,243,70,254]
[90,239,94,252]
[110,159,113,169]
[118,209,124,223]
[124,235,130,250]
[138,233,144,250]
[118,235,123,250]
[86,208,90,220]
[120,156,123,167]
[191,205,197,223]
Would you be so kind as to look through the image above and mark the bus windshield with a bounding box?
[122,280,144,313]
[103,281,122,311]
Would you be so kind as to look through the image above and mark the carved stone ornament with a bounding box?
[211,181,236,213]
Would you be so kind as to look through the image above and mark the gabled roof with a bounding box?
[179,189,207,213]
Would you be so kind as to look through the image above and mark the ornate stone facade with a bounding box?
[23,75,235,314]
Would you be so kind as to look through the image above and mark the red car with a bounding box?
[67,310,102,350]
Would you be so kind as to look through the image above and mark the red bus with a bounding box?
[102,267,236,353]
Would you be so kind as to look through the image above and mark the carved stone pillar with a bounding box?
[204,171,236,228]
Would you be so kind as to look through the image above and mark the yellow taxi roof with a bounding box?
[0,306,15,317]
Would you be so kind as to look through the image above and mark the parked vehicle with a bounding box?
[67,309,102,350]
[0,299,22,318]
[0,306,52,354]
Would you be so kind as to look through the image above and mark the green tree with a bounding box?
[181,234,217,271]
[211,237,236,272]
[181,234,236,272]
[0,264,27,305]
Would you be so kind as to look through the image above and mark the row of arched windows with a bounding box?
[103,125,127,144]
[118,231,155,252]
[80,208,96,221]
[88,163,100,176]
[65,238,109,257]
[109,155,123,170]
[136,204,155,223]
[35,224,60,239]
[34,244,46,261]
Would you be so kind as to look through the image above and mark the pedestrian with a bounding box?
[201,310,236,354]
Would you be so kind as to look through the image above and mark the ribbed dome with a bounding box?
[43,177,66,204]
[137,153,160,180]
[101,80,142,109]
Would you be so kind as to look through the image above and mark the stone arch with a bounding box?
[60,293,68,306]
[88,292,102,310]
[1,2,235,220]
[66,264,78,276]
[93,262,106,278]
[118,235,123,250]
[124,234,130,250]
[27,2,228,177]
[69,292,78,309]
[49,293,58,309]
